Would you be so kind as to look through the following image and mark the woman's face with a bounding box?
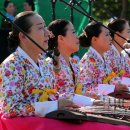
[93,27,112,52]
[117,22,130,45]
[24,2,32,11]
[6,3,15,15]
[23,14,50,53]
[60,22,79,53]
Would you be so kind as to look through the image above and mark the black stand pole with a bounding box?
[88,0,92,22]
[51,0,57,20]
[70,3,74,24]
[88,0,92,15]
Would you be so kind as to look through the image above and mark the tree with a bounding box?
[92,0,130,22]
[120,0,128,18]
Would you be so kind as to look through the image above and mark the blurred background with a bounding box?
[0,0,129,63]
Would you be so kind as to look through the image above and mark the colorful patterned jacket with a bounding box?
[0,47,57,117]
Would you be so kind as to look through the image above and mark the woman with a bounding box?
[48,19,103,105]
[79,21,127,95]
[0,12,78,118]
[1,0,16,28]
[23,0,35,11]
[48,19,80,94]
[3,0,15,20]
[105,19,130,78]
[0,0,16,63]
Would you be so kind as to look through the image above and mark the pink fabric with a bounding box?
[0,113,130,130]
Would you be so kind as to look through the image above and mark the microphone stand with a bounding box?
[88,0,91,15]
[59,0,130,57]
[88,0,92,21]
[51,0,57,20]
[70,1,74,24]
[0,11,58,65]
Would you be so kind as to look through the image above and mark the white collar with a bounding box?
[89,47,104,62]
[111,44,120,57]
[121,48,130,57]
[17,46,39,70]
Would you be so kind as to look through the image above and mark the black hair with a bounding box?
[108,19,128,38]
[48,19,70,50]
[79,21,102,47]
[8,11,36,51]
[25,0,35,11]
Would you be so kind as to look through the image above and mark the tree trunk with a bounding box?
[120,0,128,18]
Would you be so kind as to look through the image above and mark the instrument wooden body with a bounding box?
[46,109,130,126]
[108,91,130,99]
[46,91,130,126]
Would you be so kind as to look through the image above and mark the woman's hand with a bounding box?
[85,91,100,100]
[58,98,79,110]
[115,83,129,92]
[93,100,105,106]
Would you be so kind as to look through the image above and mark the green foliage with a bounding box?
[92,0,130,22]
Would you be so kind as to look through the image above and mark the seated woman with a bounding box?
[105,19,130,78]
[79,21,128,97]
[0,11,78,118]
[47,19,103,105]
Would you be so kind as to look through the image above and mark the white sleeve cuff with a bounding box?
[73,94,94,106]
[98,84,115,95]
[35,101,58,117]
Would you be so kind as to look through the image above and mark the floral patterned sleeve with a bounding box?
[1,62,35,117]
[121,50,130,78]
[104,47,127,83]
[79,57,98,94]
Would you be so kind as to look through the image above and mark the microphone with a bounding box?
[123,43,130,49]
[53,48,61,73]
